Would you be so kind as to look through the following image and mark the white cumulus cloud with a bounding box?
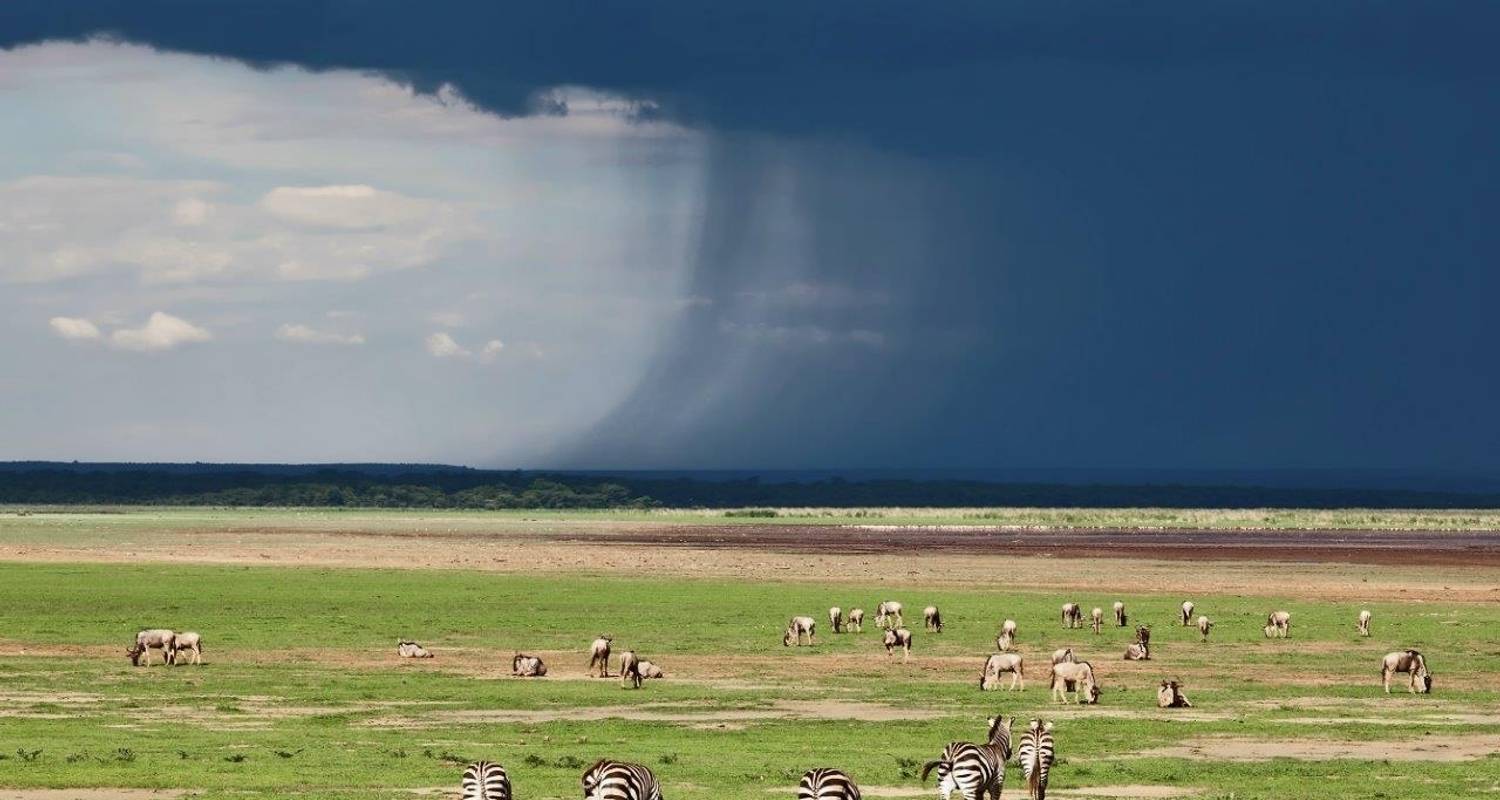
[109,312,213,352]
[48,316,102,341]
[275,323,365,346]
[425,331,470,359]
[480,339,505,362]
[260,185,440,230]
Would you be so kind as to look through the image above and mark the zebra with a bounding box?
[582,759,663,800]
[784,616,817,646]
[1180,601,1195,626]
[1060,603,1082,629]
[920,715,1012,800]
[883,627,913,661]
[1357,609,1372,637]
[461,761,512,800]
[1382,649,1432,694]
[1015,719,1055,800]
[1113,601,1127,627]
[1090,607,1103,635]
[589,636,613,677]
[848,608,865,632]
[924,606,944,633]
[798,768,861,800]
[830,606,844,633]
[876,601,904,630]
[1264,611,1291,639]
[619,650,644,689]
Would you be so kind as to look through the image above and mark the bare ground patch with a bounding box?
[1132,732,1500,761]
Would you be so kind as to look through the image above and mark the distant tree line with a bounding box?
[1,464,1498,509]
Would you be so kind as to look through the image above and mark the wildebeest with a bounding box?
[876,601,904,629]
[588,636,612,677]
[980,652,1025,691]
[1061,603,1082,629]
[1357,609,1372,637]
[173,631,203,665]
[637,660,665,679]
[1180,601,1195,626]
[784,616,817,646]
[1157,679,1193,708]
[618,650,643,689]
[847,608,865,632]
[397,640,433,659]
[1382,650,1432,694]
[512,653,547,677]
[1000,619,1018,639]
[1090,607,1103,634]
[1049,648,1076,666]
[924,605,943,633]
[1124,625,1151,660]
[1197,616,1214,642]
[1050,660,1099,704]
[883,627,913,661]
[127,629,176,666]
[1113,601,1127,627]
[829,606,844,633]
[1264,611,1292,639]
[995,631,1014,652]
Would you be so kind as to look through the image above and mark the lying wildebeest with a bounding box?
[127,629,176,666]
[1125,625,1151,660]
[397,640,433,658]
[1382,649,1432,694]
[1157,679,1193,708]
[588,636,612,677]
[979,652,1025,691]
[173,631,203,665]
[637,660,665,679]
[512,653,547,677]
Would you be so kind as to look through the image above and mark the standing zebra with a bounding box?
[1113,601,1127,627]
[1015,719,1055,800]
[461,761,512,800]
[920,715,1012,800]
[830,606,844,633]
[582,759,663,800]
[798,768,861,800]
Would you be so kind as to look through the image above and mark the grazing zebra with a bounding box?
[1197,616,1214,641]
[979,652,1024,691]
[461,761,512,800]
[397,640,434,659]
[1050,660,1099,704]
[589,636,613,677]
[847,608,865,632]
[784,616,818,646]
[512,653,547,677]
[1382,650,1432,694]
[582,759,663,800]
[876,601,904,630]
[127,629,176,666]
[1015,719,1055,800]
[1357,609,1372,637]
[1157,679,1192,708]
[830,606,844,633]
[1180,601,1195,626]
[1264,611,1291,639]
[619,650,643,689]
[173,632,203,665]
[1049,648,1075,666]
[1090,607,1103,635]
[798,768,861,800]
[1113,601,1127,627]
[883,627,913,661]
[995,631,1014,653]
[1060,603,1082,629]
[924,606,944,633]
[920,715,1012,800]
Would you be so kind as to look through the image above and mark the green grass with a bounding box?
[0,561,1497,799]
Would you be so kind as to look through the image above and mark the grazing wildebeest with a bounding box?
[848,608,865,632]
[1157,679,1193,708]
[512,653,547,677]
[1060,603,1082,629]
[1090,607,1103,634]
[980,652,1025,691]
[1113,601,1127,627]
[883,627,913,661]
[1357,609,1373,637]
[1049,648,1076,666]
[1050,660,1099,704]
[588,636,612,677]
[618,650,643,689]
[127,629,176,666]
[1264,611,1292,638]
[173,631,203,665]
[784,615,817,646]
[397,640,433,659]
[829,606,844,633]
[1180,601,1195,626]
[924,606,943,633]
[1382,650,1432,694]
[876,601,904,629]
[1197,616,1214,641]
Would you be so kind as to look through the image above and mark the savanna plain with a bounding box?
[0,508,1497,799]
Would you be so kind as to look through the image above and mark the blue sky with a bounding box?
[1,4,1497,469]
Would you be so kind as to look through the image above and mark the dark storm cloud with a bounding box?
[5,2,1498,469]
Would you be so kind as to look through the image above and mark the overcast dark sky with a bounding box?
[2,2,1497,469]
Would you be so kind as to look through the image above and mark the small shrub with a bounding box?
[16,749,42,762]
[224,753,248,763]
[659,753,679,765]
[113,748,136,763]
[524,754,548,767]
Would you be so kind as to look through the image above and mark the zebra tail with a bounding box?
[919,760,945,783]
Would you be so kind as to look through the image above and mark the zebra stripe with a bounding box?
[582,759,663,800]
[798,768,861,800]
[921,716,1011,800]
[1016,720,1055,800]
[461,761,511,800]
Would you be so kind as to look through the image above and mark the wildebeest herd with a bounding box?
[126,598,1433,799]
